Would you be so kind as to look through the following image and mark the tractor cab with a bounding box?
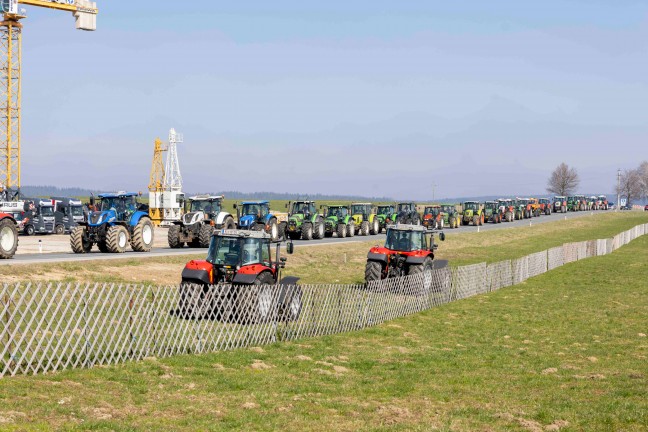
[463,201,480,211]
[325,205,349,219]
[288,201,316,216]
[423,206,441,217]
[94,193,141,223]
[484,201,499,211]
[185,195,223,223]
[351,203,372,217]
[377,205,395,217]
[234,201,271,229]
[440,204,456,214]
[422,206,441,229]
[397,202,416,213]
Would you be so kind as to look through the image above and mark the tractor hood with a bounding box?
[183,212,205,226]
[289,213,305,223]
[238,214,257,228]
[463,209,474,217]
[87,210,116,227]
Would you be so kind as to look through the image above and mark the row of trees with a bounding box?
[547,162,648,206]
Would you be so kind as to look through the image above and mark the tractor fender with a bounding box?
[129,211,149,227]
[233,268,274,285]
[181,260,213,285]
[214,212,232,226]
[406,255,432,265]
[367,252,388,263]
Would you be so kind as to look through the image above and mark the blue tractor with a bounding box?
[233,201,282,241]
[70,192,155,253]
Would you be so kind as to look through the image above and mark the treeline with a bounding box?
[20,185,102,198]
[189,191,393,201]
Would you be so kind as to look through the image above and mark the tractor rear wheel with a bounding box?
[54,224,65,235]
[131,218,154,252]
[235,272,275,324]
[106,225,129,253]
[337,223,346,238]
[360,221,370,236]
[313,220,325,240]
[0,218,18,259]
[407,257,434,294]
[70,226,92,253]
[347,223,355,237]
[199,224,213,247]
[449,216,456,229]
[278,222,287,240]
[267,219,279,241]
[222,216,236,230]
[168,225,183,248]
[365,260,384,283]
[301,222,313,240]
[472,215,479,226]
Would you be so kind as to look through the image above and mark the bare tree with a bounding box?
[546,163,580,196]
[616,168,642,207]
[638,161,648,200]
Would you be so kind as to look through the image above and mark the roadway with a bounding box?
[1,210,605,265]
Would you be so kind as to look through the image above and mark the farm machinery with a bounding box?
[365,223,445,283]
[285,201,324,240]
[528,198,543,217]
[422,205,443,229]
[597,195,609,210]
[461,201,484,226]
[0,204,18,258]
[514,199,533,219]
[322,204,354,238]
[71,192,154,253]
[395,202,420,225]
[538,198,552,215]
[351,203,380,236]
[440,204,461,228]
[497,199,515,222]
[553,196,567,213]
[234,201,281,241]
[168,195,235,248]
[375,205,396,233]
[177,229,301,323]
[51,197,85,234]
[484,201,503,223]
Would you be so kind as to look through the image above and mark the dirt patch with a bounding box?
[242,402,259,410]
[541,368,558,375]
[249,347,265,353]
[250,360,273,370]
[376,405,412,425]
[295,355,312,361]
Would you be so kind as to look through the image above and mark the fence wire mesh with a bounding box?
[2,223,646,378]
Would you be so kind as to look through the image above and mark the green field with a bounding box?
[0,218,647,430]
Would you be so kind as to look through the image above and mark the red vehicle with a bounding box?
[365,224,444,282]
[538,198,552,216]
[553,196,567,213]
[0,212,18,259]
[178,229,301,323]
[422,206,443,229]
[644,205,648,211]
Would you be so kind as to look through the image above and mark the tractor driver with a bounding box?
[398,233,410,251]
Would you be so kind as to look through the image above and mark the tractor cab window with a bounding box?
[441,205,454,213]
[351,205,365,215]
[242,204,260,216]
[377,206,392,215]
[463,202,479,211]
[292,203,307,214]
[424,207,439,216]
[208,236,243,266]
[328,207,348,218]
[56,203,66,214]
[385,229,425,252]
[191,200,221,214]
[398,203,413,212]
[308,203,316,214]
[485,202,497,210]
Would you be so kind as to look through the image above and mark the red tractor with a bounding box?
[0,212,18,259]
[365,224,445,283]
[177,229,301,323]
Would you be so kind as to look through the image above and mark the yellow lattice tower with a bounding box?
[148,137,167,225]
[0,16,21,199]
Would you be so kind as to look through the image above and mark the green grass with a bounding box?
[1,228,647,430]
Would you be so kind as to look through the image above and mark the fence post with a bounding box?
[3,286,12,372]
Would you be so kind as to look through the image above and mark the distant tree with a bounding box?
[639,161,648,200]
[616,169,643,207]
[546,163,580,196]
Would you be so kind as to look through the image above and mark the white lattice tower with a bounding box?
[164,128,183,191]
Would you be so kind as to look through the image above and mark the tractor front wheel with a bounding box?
[106,225,129,253]
[365,260,384,283]
[370,219,379,235]
[25,225,35,236]
[337,223,347,238]
[360,221,370,236]
[168,225,183,248]
[0,218,18,259]
[301,223,313,240]
[313,220,325,240]
[449,216,456,229]
[472,216,480,226]
[267,219,279,241]
[70,226,92,253]
[346,223,355,237]
[235,272,275,324]
[131,218,154,252]
[407,257,434,295]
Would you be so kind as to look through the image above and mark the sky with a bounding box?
[18,0,648,200]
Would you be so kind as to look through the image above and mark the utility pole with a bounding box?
[616,168,621,212]
[431,183,437,202]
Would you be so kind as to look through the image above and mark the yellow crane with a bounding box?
[148,137,167,225]
[0,0,98,199]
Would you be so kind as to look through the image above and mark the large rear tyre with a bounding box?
[168,225,183,248]
[408,257,434,294]
[278,222,287,240]
[472,216,480,226]
[365,260,384,283]
[198,223,214,248]
[221,216,236,230]
[70,226,92,253]
[370,219,379,235]
[267,219,279,242]
[106,225,129,253]
[301,222,313,240]
[360,221,370,236]
[235,272,276,324]
[346,223,355,237]
[449,217,456,229]
[131,218,154,252]
[313,220,325,240]
[337,223,347,238]
[0,218,18,259]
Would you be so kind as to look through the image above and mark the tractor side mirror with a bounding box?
[89,195,95,207]
[233,203,237,209]
[286,241,294,255]
[439,232,445,241]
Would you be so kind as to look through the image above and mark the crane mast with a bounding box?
[0,0,97,199]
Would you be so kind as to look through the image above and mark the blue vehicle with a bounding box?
[233,201,282,241]
[70,192,154,253]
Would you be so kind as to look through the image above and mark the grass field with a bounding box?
[0,218,646,430]
[1,212,646,286]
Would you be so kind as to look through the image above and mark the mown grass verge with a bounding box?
[0,226,646,431]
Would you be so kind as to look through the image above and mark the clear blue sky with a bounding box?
[20,0,648,199]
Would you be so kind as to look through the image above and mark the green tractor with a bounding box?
[461,201,484,226]
[484,201,503,223]
[440,204,460,229]
[567,196,580,212]
[374,204,396,233]
[284,201,325,240]
[350,203,380,236]
[321,204,355,238]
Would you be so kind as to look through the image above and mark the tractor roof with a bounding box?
[377,204,395,208]
[424,205,441,209]
[351,202,372,205]
[98,192,139,199]
[327,204,348,208]
[292,200,315,204]
[216,229,271,239]
[241,200,269,205]
[190,195,224,201]
[387,223,427,232]
[598,195,607,198]
[398,202,415,205]
[463,201,479,204]
[485,201,498,204]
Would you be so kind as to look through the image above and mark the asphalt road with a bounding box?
[0,210,605,265]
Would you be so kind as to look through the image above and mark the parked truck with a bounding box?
[20,198,55,235]
[51,197,85,234]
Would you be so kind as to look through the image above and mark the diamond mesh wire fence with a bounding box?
[2,223,647,378]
